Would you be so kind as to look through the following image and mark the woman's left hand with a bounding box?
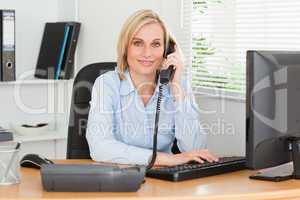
[162,45,185,101]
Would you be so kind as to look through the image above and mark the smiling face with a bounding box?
[127,22,165,80]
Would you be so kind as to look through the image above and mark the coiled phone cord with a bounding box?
[146,83,165,170]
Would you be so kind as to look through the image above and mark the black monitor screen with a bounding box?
[246,50,300,169]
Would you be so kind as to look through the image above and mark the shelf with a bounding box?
[13,129,68,142]
[0,79,74,85]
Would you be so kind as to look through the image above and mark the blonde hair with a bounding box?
[117,9,175,80]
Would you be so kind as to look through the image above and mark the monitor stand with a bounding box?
[250,135,300,181]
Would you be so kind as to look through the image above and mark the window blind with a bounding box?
[181,0,300,96]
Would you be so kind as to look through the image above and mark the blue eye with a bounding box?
[152,42,161,47]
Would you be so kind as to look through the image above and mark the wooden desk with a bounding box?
[1,160,300,200]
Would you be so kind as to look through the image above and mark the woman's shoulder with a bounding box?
[96,68,119,80]
[93,68,121,91]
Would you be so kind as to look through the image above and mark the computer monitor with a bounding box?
[246,50,300,180]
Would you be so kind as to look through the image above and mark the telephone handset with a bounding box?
[147,40,177,170]
[160,40,176,84]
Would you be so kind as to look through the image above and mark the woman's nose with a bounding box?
[142,46,152,58]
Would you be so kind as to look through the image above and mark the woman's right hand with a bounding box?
[155,150,219,167]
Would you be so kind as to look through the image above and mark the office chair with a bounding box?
[67,62,116,159]
[66,62,180,159]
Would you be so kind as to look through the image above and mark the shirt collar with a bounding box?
[119,69,171,98]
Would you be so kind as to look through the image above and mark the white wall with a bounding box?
[196,95,245,156]
[0,0,76,77]
[0,0,75,129]
[76,0,185,70]
[76,0,163,70]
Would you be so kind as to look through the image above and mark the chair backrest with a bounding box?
[66,62,116,159]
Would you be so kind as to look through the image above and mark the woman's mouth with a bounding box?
[138,60,154,67]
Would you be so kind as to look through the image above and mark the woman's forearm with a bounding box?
[154,152,173,166]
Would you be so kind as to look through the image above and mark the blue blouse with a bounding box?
[86,67,207,165]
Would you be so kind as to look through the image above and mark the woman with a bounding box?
[86,9,218,166]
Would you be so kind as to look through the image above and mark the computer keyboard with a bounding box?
[146,156,246,181]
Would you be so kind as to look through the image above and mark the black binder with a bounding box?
[35,22,80,80]
[57,22,80,79]
[0,10,15,81]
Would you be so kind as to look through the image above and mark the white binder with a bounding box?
[0,10,15,81]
